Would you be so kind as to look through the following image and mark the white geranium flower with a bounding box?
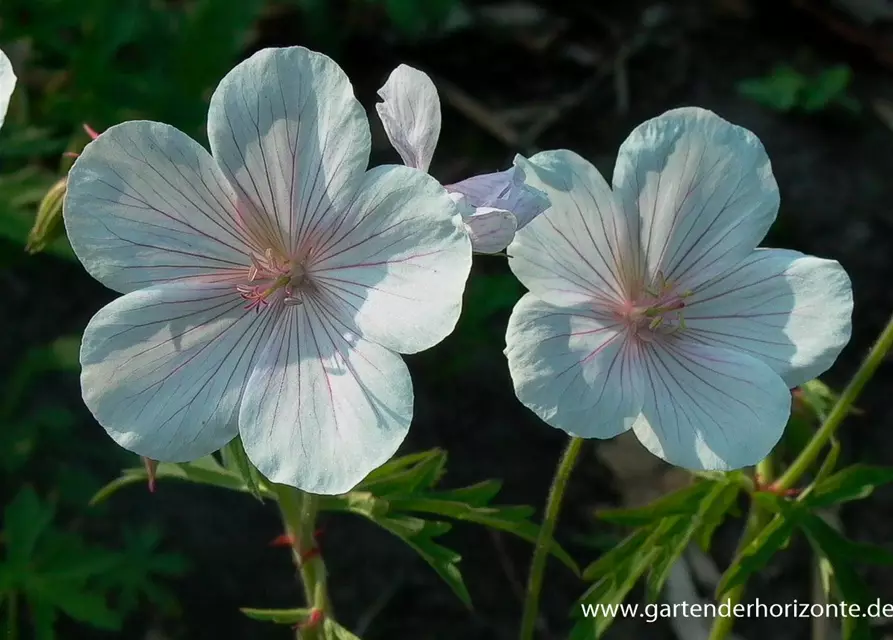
[63,47,472,494]
[505,107,852,471]
[376,64,548,253]
[1,48,16,130]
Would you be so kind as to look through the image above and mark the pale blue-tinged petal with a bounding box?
[0,48,15,129]
[684,249,852,388]
[239,299,412,495]
[375,64,441,172]
[505,293,643,438]
[449,162,549,229]
[634,341,791,470]
[64,121,257,294]
[464,206,517,254]
[613,107,778,289]
[509,150,637,308]
[207,46,370,253]
[80,282,278,462]
[310,165,471,354]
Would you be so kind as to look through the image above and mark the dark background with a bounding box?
[3,0,893,638]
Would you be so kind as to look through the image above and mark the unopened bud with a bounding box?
[26,177,67,254]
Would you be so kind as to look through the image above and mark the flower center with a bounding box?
[236,248,311,312]
[620,272,692,341]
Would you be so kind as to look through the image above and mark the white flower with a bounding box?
[505,107,852,471]
[63,47,472,494]
[376,64,548,253]
[1,48,16,130]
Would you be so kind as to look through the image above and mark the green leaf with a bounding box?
[597,481,712,526]
[582,527,652,581]
[323,618,362,640]
[571,546,661,639]
[91,455,274,505]
[696,481,741,551]
[30,582,120,630]
[644,479,741,601]
[359,448,446,496]
[799,513,873,639]
[737,65,805,112]
[240,607,313,624]
[802,65,853,113]
[4,488,55,573]
[717,509,801,597]
[389,495,578,575]
[375,513,470,606]
[806,464,893,508]
[220,437,266,501]
[799,514,893,565]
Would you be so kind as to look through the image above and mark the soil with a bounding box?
[7,0,893,639]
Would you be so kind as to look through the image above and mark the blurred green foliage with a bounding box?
[738,64,860,114]
[0,337,187,637]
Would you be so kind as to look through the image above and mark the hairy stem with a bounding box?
[519,437,584,640]
[274,485,330,639]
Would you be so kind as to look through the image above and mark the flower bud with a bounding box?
[26,177,66,254]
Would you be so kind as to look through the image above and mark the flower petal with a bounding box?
[683,249,852,388]
[505,293,643,438]
[449,162,550,229]
[207,46,370,253]
[509,150,636,308]
[613,107,779,288]
[64,121,257,293]
[80,282,277,462]
[463,206,517,254]
[311,164,472,354]
[375,64,441,172]
[634,341,791,470]
[0,48,16,129]
[239,300,412,495]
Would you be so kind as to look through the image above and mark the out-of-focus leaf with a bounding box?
[5,488,55,573]
[799,513,873,640]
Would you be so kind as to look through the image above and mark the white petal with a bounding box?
[505,293,643,438]
[239,300,412,495]
[311,165,472,354]
[64,121,257,293]
[613,107,779,289]
[509,150,636,308]
[0,48,16,129]
[633,341,791,470]
[80,282,277,462]
[464,207,517,254]
[207,46,370,253]
[375,64,441,172]
[449,163,549,229]
[683,249,852,388]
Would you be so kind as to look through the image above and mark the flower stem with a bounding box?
[519,436,584,640]
[775,311,893,492]
[274,484,330,639]
[707,457,774,640]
